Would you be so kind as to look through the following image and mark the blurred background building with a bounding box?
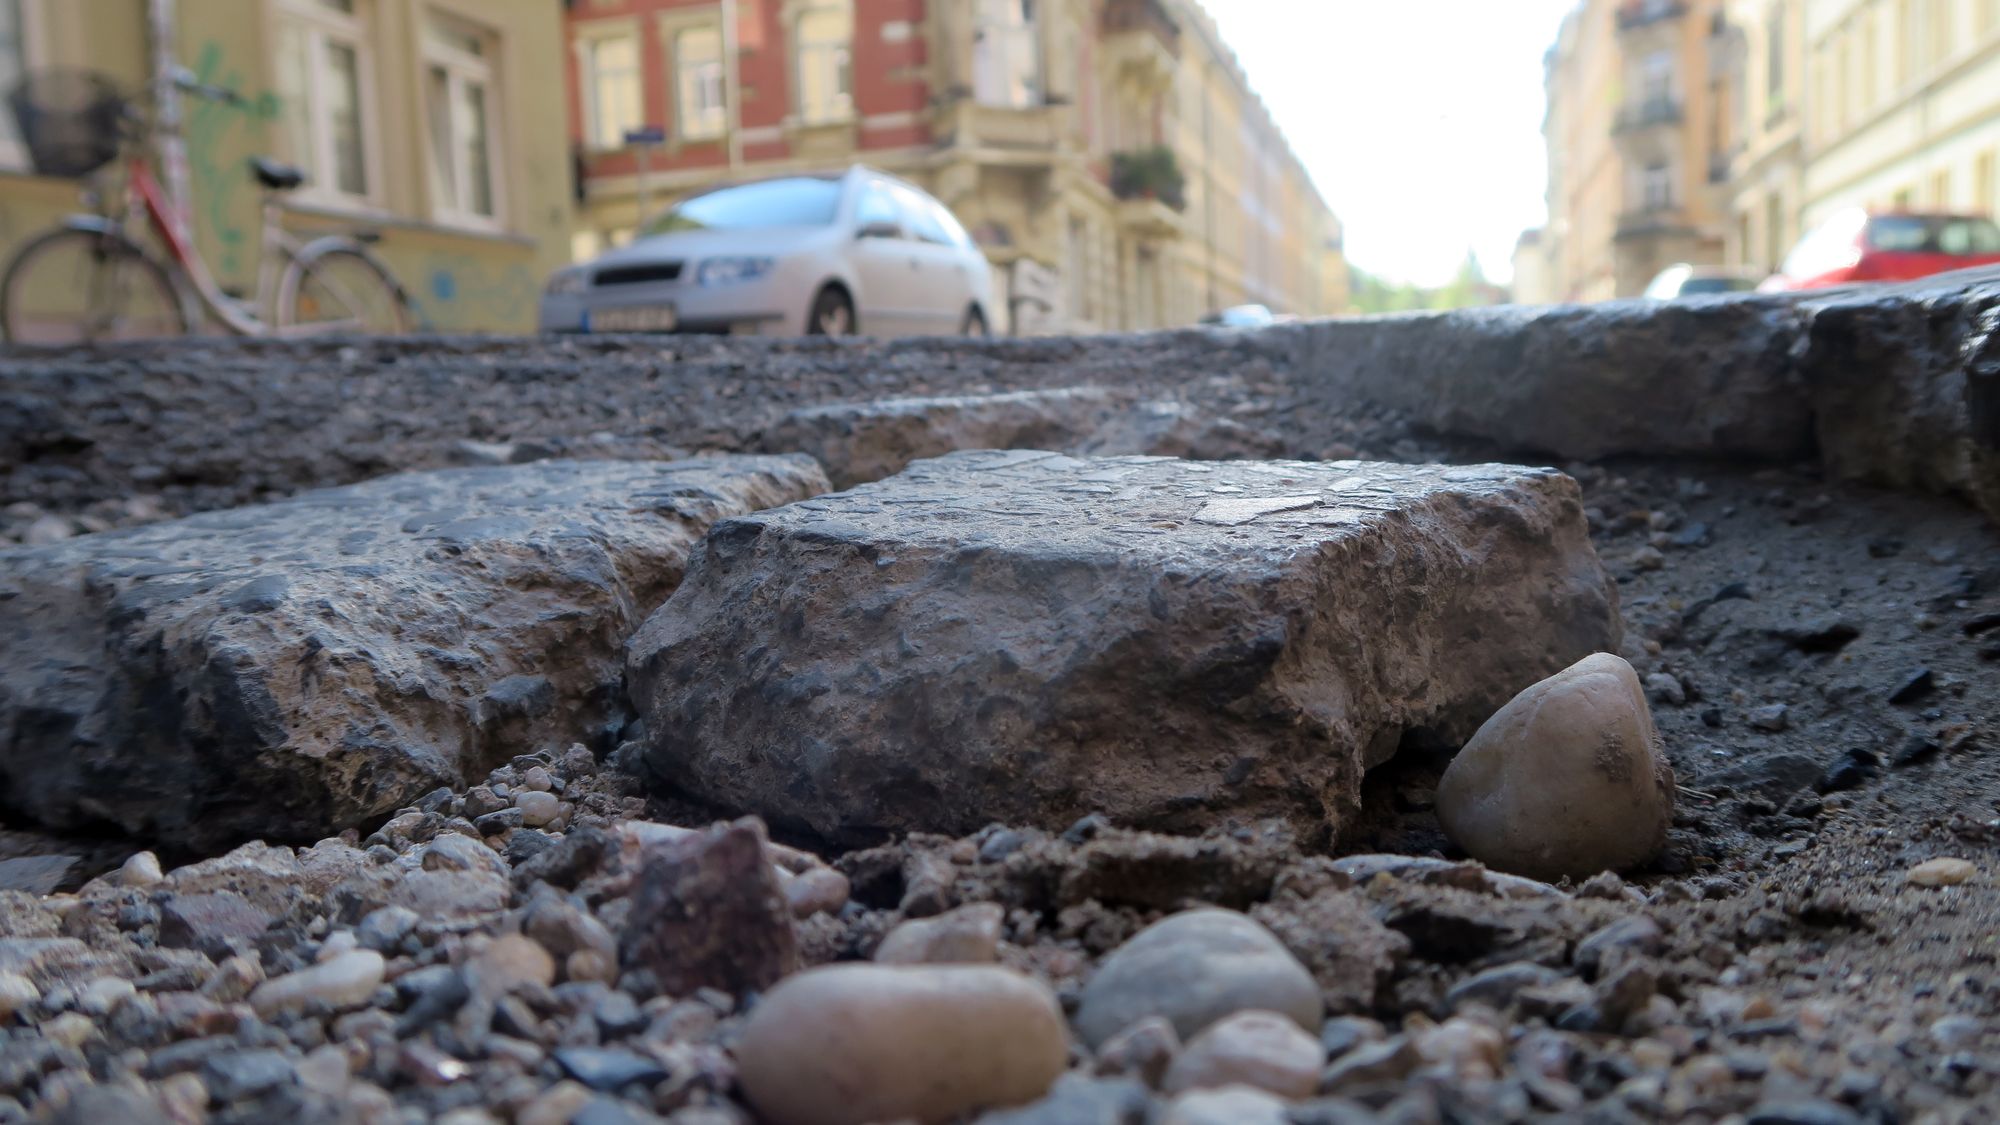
[0,0,576,332]
[563,0,1348,333]
[1526,0,2000,300]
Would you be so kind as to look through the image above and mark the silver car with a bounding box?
[540,166,995,338]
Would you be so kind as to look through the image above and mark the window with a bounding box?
[578,32,641,151]
[0,0,37,170]
[855,182,902,234]
[643,177,844,235]
[674,26,726,139]
[890,184,956,245]
[1639,50,1674,104]
[424,11,501,226]
[974,0,1041,107]
[1929,0,1953,65]
[1976,151,1996,215]
[793,2,852,124]
[275,0,375,203]
[1640,161,1674,210]
[1930,168,1953,209]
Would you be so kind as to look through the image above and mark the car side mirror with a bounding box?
[857,220,901,240]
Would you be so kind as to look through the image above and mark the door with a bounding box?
[847,179,924,335]
[890,183,977,334]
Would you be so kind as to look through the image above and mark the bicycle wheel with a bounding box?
[276,244,413,336]
[1,226,188,344]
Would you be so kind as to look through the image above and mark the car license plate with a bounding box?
[587,305,678,333]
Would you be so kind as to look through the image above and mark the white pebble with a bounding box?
[249,950,385,1018]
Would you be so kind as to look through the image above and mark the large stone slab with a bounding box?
[1796,272,2000,523]
[628,451,1619,844]
[0,456,828,848]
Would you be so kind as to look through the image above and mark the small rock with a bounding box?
[1414,1016,1504,1080]
[1445,962,1565,1011]
[467,934,555,998]
[22,514,74,545]
[1093,1015,1180,1087]
[619,818,797,996]
[1907,858,1975,887]
[1319,1036,1419,1092]
[1160,1085,1291,1125]
[1574,914,1664,975]
[120,851,165,888]
[0,855,79,894]
[1887,668,1936,705]
[356,906,420,952]
[1162,1010,1323,1099]
[0,972,39,1017]
[1745,1100,1865,1125]
[1435,653,1675,881]
[248,949,385,1018]
[1629,546,1666,572]
[875,902,1005,965]
[735,963,1068,1125]
[78,976,136,1015]
[552,1046,669,1092]
[1643,674,1685,706]
[1816,748,1880,793]
[1072,909,1322,1049]
[1318,1016,1385,1060]
[781,866,851,919]
[202,1049,296,1102]
[158,891,275,957]
[1748,704,1790,732]
[515,790,563,828]
[519,1081,596,1125]
[977,1073,1152,1125]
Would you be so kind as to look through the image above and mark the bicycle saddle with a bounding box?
[249,157,306,191]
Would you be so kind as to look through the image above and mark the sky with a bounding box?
[1202,0,1578,287]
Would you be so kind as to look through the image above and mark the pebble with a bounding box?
[249,950,385,1018]
[1748,704,1790,732]
[356,905,421,951]
[1414,1017,1505,1081]
[875,902,1005,964]
[1907,858,1975,887]
[1643,673,1686,706]
[519,1082,596,1125]
[120,851,165,888]
[1093,1015,1180,1087]
[781,866,852,919]
[734,963,1067,1125]
[1435,653,1676,881]
[515,790,563,827]
[0,972,38,1018]
[202,1048,297,1102]
[551,1046,669,1092]
[466,934,556,996]
[78,976,136,1016]
[1072,909,1322,1049]
[1159,1085,1291,1125]
[1162,1009,1324,1098]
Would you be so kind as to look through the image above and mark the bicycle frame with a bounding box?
[125,153,315,336]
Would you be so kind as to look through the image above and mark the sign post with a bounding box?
[624,126,668,241]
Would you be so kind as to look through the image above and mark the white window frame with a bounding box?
[672,24,727,140]
[574,24,642,153]
[1639,161,1675,211]
[0,0,48,173]
[423,9,506,231]
[274,0,383,209]
[791,1,853,125]
[973,0,1042,108]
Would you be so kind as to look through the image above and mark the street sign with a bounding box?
[624,125,666,146]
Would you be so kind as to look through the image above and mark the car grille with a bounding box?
[593,262,683,287]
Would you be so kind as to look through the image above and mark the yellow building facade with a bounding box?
[1537,0,1737,300]
[1797,0,2000,230]
[0,0,573,333]
[567,0,1346,333]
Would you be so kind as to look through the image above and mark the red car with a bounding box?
[1762,208,2000,291]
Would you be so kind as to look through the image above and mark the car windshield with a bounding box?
[643,177,842,235]
[1677,276,1757,295]
[1865,215,2000,256]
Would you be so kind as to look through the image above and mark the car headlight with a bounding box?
[696,256,776,286]
[545,268,588,296]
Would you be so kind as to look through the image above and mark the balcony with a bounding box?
[1101,0,1181,89]
[1613,96,1684,134]
[1111,146,1186,209]
[1617,0,1688,31]
[941,100,1068,163]
[1117,196,1187,240]
[1616,207,1695,240]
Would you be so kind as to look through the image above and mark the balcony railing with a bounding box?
[1614,96,1685,133]
[1617,0,1689,31]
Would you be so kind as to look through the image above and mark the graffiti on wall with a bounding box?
[419,256,541,332]
[185,39,281,281]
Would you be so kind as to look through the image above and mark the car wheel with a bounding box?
[808,286,855,337]
[960,306,988,337]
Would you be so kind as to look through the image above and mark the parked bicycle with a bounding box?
[0,68,413,344]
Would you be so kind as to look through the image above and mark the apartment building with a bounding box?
[1796,0,2000,230]
[562,0,1347,332]
[1718,0,1807,273]
[0,0,574,332]
[1537,0,1737,300]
